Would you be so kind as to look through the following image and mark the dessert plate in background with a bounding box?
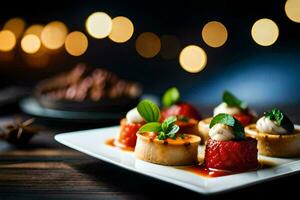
[55,125,300,195]
[20,97,124,122]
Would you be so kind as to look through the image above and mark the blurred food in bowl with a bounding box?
[35,63,142,112]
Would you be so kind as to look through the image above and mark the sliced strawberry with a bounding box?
[233,113,253,126]
[161,102,201,121]
[205,138,258,172]
[119,119,143,148]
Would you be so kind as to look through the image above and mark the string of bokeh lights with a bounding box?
[0,0,299,72]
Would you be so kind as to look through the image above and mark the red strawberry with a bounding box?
[233,113,253,126]
[205,138,258,172]
[161,102,201,121]
[119,119,143,148]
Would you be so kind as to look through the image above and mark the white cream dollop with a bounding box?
[126,107,144,123]
[213,102,241,116]
[256,116,288,134]
[209,123,235,141]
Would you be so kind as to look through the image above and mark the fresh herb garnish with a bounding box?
[264,108,294,133]
[222,90,248,110]
[179,133,186,139]
[210,113,245,140]
[137,99,181,140]
[139,116,180,140]
[162,87,180,108]
[137,99,161,122]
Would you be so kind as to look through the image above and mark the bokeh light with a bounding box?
[179,45,207,73]
[160,35,181,59]
[202,21,228,47]
[65,31,88,56]
[41,21,68,49]
[251,18,279,46]
[0,30,17,52]
[136,32,161,58]
[285,0,300,23]
[3,18,26,39]
[86,12,112,39]
[21,34,41,54]
[109,16,134,43]
[24,24,44,37]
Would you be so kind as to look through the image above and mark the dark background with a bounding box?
[0,0,299,106]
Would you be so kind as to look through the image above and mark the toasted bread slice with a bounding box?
[245,124,300,157]
[135,133,201,166]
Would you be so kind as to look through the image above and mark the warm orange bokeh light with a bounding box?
[179,45,207,73]
[0,30,17,52]
[21,34,41,54]
[135,32,161,58]
[202,21,228,48]
[24,24,44,37]
[3,18,26,39]
[285,0,300,23]
[251,18,279,46]
[65,31,88,56]
[41,21,68,49]
[109,16,134,43]
[86,12,112,39]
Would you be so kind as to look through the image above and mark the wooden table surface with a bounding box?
[1,106,300,200]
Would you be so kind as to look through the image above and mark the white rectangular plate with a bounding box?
[55,126,300,195]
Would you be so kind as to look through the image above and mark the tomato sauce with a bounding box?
[179,160,275,178]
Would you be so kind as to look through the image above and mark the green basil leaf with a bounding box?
[137,99,161,122]
[168,124,179,135]
[179,133,186,139]
[264,108,294,133]
[157,132,167,140]
[232,119,245,140]
[161,116,177,132]
[139,122,162,133]
[222,90,248,110]
[210,113,245,140]
[162,87,180,108]
[209,113,235,128]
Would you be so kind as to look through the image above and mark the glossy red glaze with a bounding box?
[161,102,201,121]
[118,118,143,148]
[205,138,258,171]
[233,113,253,126]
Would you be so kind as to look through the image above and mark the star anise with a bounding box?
[0,118,39,146]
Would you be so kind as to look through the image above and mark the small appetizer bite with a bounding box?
[114,107,145,150]
[245,108,300,157]
[134,100,201,166]
[161,87,201,136]
[198,91,255,143]
[205,114,258,171]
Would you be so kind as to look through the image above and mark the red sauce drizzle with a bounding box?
[180,161,274,178]
[105,138,134,152]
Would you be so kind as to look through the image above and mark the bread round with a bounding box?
[134,133,200,166]
[198,117,212,144]
[245,124,300,157]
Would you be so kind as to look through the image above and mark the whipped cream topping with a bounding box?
[209,123,235,141]
[126,107,144,123]
[256,116,288,134]
[213,102,242,116]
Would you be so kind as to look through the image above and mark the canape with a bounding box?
[114,107,145,150]
[205,113,258,171]
[134,99,201,165]
[198,91,256,143]
[160,87,201,137]
[245,108,300,157]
